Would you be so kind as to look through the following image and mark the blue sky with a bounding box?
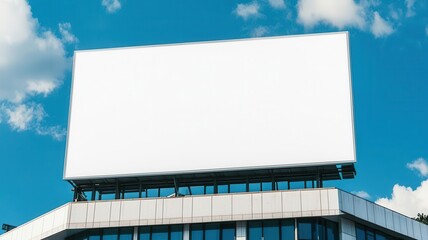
[1,0,428,228]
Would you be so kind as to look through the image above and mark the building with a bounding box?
[1,32,427,240]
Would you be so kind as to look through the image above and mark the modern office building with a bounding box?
[1,32,427,240]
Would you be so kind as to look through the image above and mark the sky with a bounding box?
[0,0,428,228]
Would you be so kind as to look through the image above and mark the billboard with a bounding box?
[64,32,355,180]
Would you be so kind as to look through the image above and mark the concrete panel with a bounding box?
[192,196,211,219]
[182,198,193,222]
[120,200,140,225]
[212,195,232,217]
[232,194,252,219]
[327,189,339,211]
[320,189,329,213]
[251,193,262,219]
[340,191,354,215]
[373,204,386,228]
[282,191,301,217]
[163,198,183,220]
[86,202,95,228]
[413,221,422,240]
[262,192,282,218]
[31,218,43,238]
[366,202,375,223]
[407,217,414,239]
[385,209,394,230]
[69,203,87,227]
[420,224,428,240]
[41,211,54,234]
[353,197,367,220]
[20,224,32,240]
[53,205,69,230]
[398,214,407,236]
[301,190,321,216]
[140,199,157,225]
[392,212,401,234]
[93,201,111,228]
[155,199,164,224]
[109,201,121,226]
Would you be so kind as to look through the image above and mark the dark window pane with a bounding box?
[191,186,205,195]
[281,219,295,240]
[277,182,289,190]
[264,220,280,240]
[89,229,101,240]
[262,182,272,191]
[205,186,214,194]
[249,183,261,192]
[147,188,159,197]
[160,188,175,197]
[152,225,168,240]
[205,223,220,240]
[222,223,235,240]
[230,184,246,193]
[171,225,183,240]
[218,185,229,193]
[119,228,133,240]
[317,221,326,240]
[103,228,118,240]
[355,225,365,240]
[367,230,375,240]
[375,233,387,240]
[191,224,204,240]
[298,220,313,240]
[326,221,338,240]
[139,226,150,240]
[248,221,262,240]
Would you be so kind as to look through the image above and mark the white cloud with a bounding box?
[0,0,68,102]
[102,0,121,13]
[297,0,366,29]
[35,125,66,141]
[405,0,416,17]
[268,0,286,9]
[376,179,428,218]
[4,103,44,131]
[59,22,78,44]
[0,0,69,140]
[235,2,260,20]
[371,12,394,38]
[352,190,371,199]
[425,25,428,36]
[407,158,428,177]
[251,26,269,37]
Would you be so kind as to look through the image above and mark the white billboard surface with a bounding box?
[65,32,355,180]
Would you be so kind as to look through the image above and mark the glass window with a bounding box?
[139,226,150,240]
[191,186,205,195]
[249,183,261,192]
[221,223,235,240]
[277,182,289,190]
[191,224,204,240]
[152,225,168,240]
[230,183,246,193]
[147,188,159,197]
[356,225,365,240]
[281,219,295,240]
[103,228,119,240]
[178,187,190,196]
[366,230,375,240]
[262,182,273,191]
[248,221,262,240]
[171,225,183,240]
[160,188,175,197]
[119,228,133,240]
[218,185,229,193]
[205,223,220,240]
[264,220,280,240]
[317,221,326,240]
[298,220,314,240]
[375,232,387,240]
[205,186,214,194]
[88,229,101,240]
[326,220,338,240]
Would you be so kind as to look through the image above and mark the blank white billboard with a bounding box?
[64,32,355,180]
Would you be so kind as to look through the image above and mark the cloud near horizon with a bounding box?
[0,0,72,140]
[376,158,428,218]
[102,0,121,13]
